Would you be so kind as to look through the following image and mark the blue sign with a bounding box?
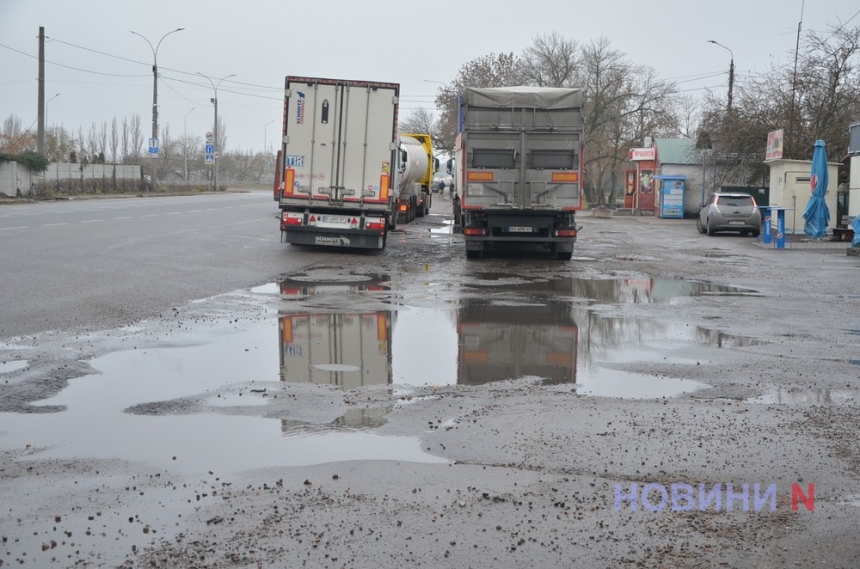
[205,144,215,154]
[285,155,305,167]
[205,155,214,165]
[148,137,159,156]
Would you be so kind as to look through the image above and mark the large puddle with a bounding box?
[273,275,753,398]
[0,275,758,477]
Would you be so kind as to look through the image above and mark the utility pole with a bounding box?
[707,40,734,112]
[197,72,235,192]
[130,28,185,190]
[37,27,45,155]
[787,0,805,160]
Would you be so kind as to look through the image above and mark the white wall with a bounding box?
[767,159,839,234]
[0,162,142,196]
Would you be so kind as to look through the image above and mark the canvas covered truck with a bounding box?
[448,86,584,260]
[274,76,401,250]
[396,133,438,223]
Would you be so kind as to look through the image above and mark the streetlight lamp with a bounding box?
[197,72,236,192]
[264,119,275,155]
[45,93,59,130]
[707,40,734,112]
[184,107,195,182]
[130,27,185,190]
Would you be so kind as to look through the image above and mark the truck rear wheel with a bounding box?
[556,251,573,261]
[466,249,482,259]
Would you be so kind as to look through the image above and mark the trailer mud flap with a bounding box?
[282,229,385,250]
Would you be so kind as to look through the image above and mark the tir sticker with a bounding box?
[285,155,304,167]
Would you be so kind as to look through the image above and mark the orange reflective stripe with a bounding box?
[467,171,493,181]
[284,168,295,195]
[376,313,388,341]
[380,174,390,200]
[551,172,578,183]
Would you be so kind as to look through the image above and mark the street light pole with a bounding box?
[197,72,236,192]
[45,93,59,130]
[707,40,734,112]
[184,107,195,182]
[130,27,185,190]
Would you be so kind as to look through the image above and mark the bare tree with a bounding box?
[399,108,437,136]
[86,122,99,161]
[121,117,130,164]
[110,117,119,164]
[2,115,23,139]
[579,37,676,205]
[700,22,860,164]
[226,148,263,182]
[98,122,108,162]
[216,115,228,154]
[130,115,143,165]
[434,53,526,152]
[520,32,581,87]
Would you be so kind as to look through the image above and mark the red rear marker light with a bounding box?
[463,228,485,236]
[555,229,577,237]
[282,215,302,226]
[366,221,386,230]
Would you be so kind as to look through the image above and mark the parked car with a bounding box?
[697,193,761,237]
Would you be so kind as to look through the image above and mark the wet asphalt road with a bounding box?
[0,191,316,338]
[1,191,860,568]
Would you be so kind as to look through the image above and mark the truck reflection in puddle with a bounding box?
[274,275,760,397]
[279,312,392,388]
[277,278,577,388]
[457,304,577,385]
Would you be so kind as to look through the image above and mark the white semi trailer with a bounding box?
[274,76,401,250]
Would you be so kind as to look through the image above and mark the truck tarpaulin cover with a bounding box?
[462,86,584,110]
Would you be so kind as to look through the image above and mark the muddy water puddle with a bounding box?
[0,360,29,374]
[0,321,445,475]
[0,275,755,477]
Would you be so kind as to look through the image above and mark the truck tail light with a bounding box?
[282,213,303,226]
[366,221,386,231]
[555,229,577,237]
[463,228,485,236]
[398,204,408,212]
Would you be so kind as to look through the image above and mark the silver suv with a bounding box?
[697,193,761,237]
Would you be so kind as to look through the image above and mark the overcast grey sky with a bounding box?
[1,0,855,154]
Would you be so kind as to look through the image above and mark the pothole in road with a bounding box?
[272,274,757,398]
[0,360,29,374]
[0,274,759,475]
[745,388,860,405]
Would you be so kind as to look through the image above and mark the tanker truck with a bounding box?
[448,86,584,260]
[396,133,438,223]
[274,75,401,250]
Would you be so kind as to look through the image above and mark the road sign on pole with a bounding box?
[205,131,214,143]
[205,154,214,165]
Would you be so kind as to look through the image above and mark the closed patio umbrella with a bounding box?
[802,140,830,239]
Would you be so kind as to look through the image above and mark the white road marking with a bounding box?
[141,214,159,218]
[41,223,69,227]
[81,219,104,223]
[166,212,181,215]
[0,226,27,231]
